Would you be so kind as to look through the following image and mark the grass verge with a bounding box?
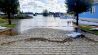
[0,18,16,28]
[80,25,98,35]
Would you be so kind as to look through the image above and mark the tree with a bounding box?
[43,10,48,17]
[0,0,19,24]
[66,0,93,32]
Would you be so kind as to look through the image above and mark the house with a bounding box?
[80,0,98,19]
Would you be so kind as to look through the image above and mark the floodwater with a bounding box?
[11,15,74,34]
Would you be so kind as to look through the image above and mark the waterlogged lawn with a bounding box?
[1,24,16,28]
[80,25,98,35]
[0,18,16,28]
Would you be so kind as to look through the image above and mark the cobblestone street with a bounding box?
[0,28,98,55]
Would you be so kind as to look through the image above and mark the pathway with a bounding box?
[0,28,98,55]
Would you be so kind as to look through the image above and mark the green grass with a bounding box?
[0,18,16,28]
[80,25,92,31]
[92,31,98,35]
[80,25,98,35]
[0,18,6,23]
[1,24,16,28]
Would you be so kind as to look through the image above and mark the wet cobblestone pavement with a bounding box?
[0,28,98,55]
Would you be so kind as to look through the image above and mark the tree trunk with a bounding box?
[8,13,11,25]
[75,13,79,32]
[76,13,79,26]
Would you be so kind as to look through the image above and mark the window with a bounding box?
[91,6,95,14]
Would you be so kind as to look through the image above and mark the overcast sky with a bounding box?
[19,0,67,13]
